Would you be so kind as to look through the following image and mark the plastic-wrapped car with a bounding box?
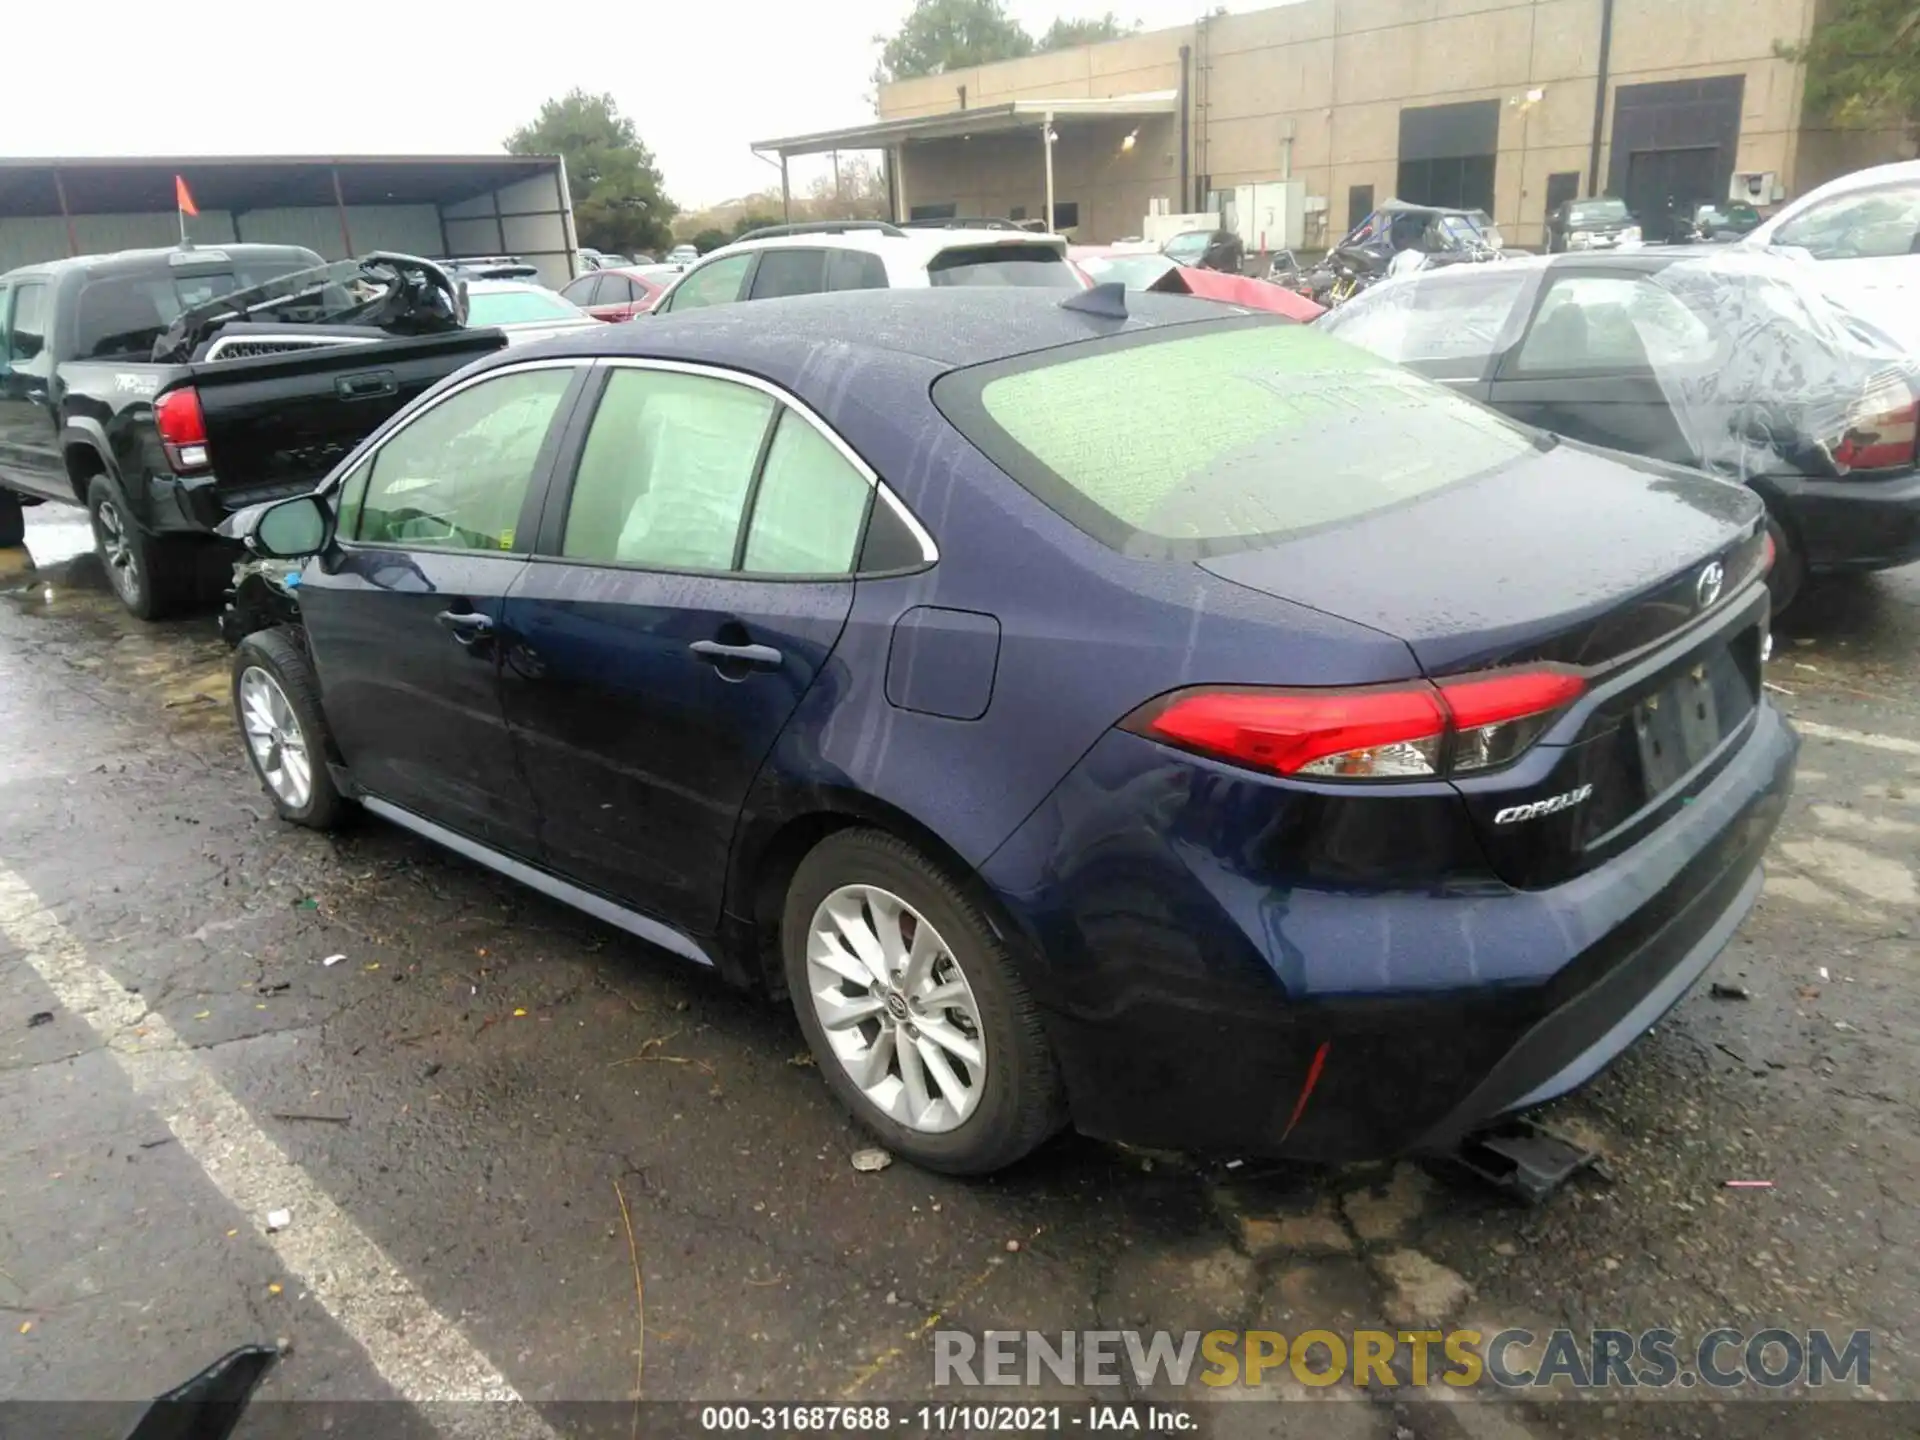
[1318,248,1920,607]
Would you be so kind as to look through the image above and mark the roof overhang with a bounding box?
[752,92,1178,158]
[0,155,564,219]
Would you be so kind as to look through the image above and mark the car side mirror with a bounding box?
[250,494,334,559]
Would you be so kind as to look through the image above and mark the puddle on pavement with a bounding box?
[3,510,232,733]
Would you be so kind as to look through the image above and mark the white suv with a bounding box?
[651,221,1080,314]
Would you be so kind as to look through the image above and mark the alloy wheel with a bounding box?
[92,496,141,606]
[806,884,986,1134]
[238,667,313,810]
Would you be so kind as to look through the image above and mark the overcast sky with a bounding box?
[12,1,1215,209]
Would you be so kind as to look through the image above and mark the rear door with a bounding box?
[500,359,869,935]
[747,248,830,300]
[0,280,63,500]
[300,360,589,855]
[1486,268,1713,464]
[594,275,639,321]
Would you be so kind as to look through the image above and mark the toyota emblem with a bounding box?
[1695,561,1725,610]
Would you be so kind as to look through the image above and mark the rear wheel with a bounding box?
[0,490,23,549]
[231,629,348,830]
[86,476,196,620]
[783,829,1064,1174]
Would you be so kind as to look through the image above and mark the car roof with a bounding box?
[506,286,1253,373]
[705,226,1067,265]
[1,243,316,283]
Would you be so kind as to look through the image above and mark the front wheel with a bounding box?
[1766,515,1806,617]
[783,829,1064,1174]
[231,629,348,829]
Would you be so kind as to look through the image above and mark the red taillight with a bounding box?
[1761,527,1777,575]
[1124,668,1586,781]
[1831,376,1917,472]
[155,387,209,472]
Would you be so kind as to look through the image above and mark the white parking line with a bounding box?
[1792,719,1920,758]
[0,866,560,1440]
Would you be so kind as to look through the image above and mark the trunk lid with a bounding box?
[1200,441,1770,887]
[176,328,506,502]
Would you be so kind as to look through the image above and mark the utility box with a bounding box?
[1216,181,1306,252]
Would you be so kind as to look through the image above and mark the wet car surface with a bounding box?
[3,506,1920,1435]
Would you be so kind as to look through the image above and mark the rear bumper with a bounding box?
[982,702,1797,1162]
[150,472,310,537]
[1762,470,1920,573]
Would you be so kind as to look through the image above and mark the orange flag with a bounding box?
[175,175,199,218]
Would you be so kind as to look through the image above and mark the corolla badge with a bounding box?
[1494,784,1594,825]
[1696,560,1725,610]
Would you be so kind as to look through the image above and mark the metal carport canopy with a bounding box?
[751,91,1177,225]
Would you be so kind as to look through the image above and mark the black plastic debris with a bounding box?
[27,1011,53,1028]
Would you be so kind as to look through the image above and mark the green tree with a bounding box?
[1039,13,1138,50]
[1779,0,1920,132]
[730,212,783,240]
[506,90,676,256]
[691,227,729,254]
[874,0,1034,83]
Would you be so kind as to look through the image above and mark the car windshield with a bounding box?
[935,320,1537,558]
[467,289,583,325]
[927,245,1078,288]
[1569,199,1630,225]
[1163,232,1210,260]
[1771,181,1920,260]
[72,255,319,360]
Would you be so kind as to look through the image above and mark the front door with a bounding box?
[502,362,868,937]
[0,282,64,500]
[298,361,588,855]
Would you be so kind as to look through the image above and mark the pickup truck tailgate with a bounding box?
[181,328,507,502]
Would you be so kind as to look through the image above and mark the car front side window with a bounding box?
[561,367,776,571]
[352,367,576,552]
[1511,274,1717,375]
[659,254,754,313]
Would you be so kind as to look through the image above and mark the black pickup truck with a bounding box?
[0,245,506,618]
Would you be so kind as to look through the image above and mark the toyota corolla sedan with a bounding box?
[218,288,1796,1175]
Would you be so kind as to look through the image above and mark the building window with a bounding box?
[1051,201,1079,231]
[910,202,957,221]
[1397,99,1499,215]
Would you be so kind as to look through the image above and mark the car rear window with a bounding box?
[467,289,583,325]
[927,244,1078,288]
[934,319,1538,559]
[72,257,316,360]
[1319,267,1531,370]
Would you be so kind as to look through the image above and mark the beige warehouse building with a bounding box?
[758,0,1912,251]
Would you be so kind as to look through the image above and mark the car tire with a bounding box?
[231,628,348,830]
[0,490,23,549]
[783,828,1065,1175]
[86,475,195,621]
[1766,515,1806,616]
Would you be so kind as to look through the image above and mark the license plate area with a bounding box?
[1632,645,1750,799]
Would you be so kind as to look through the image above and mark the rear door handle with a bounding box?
[689,639,782,671]
[436,610,494,646]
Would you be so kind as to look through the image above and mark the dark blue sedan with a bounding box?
[220,287,1797,1174]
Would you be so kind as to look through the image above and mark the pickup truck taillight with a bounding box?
[155,387,210,472]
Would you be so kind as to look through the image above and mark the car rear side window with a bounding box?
[935,320,1537,559]
[348,367,574,552]
[561,275,601,306]
[826,250,888,291]
[561,368,775,571]
[1510,273,1718,375]
[742,411,872,575]
[927,244,1078,288]
[1772,181,1920,260]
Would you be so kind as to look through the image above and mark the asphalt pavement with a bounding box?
[2,507,1917,1439]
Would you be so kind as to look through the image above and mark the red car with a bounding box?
[1070,246,1324,321]
[558,266,673,322]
